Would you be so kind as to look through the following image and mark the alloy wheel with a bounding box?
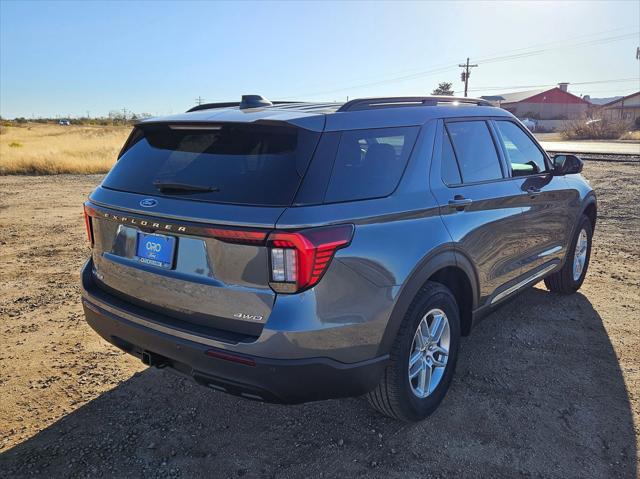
[573,229,588,281]
[408,308,450,398]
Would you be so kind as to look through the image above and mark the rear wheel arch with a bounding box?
[378,249,478,355]
[428,263,475,336]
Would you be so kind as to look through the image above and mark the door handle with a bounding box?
[448,196,473,210]
[526,186,541,198]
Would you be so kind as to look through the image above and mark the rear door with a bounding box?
[429,119,525,305]
[87,122,321,337]
[491,119,573,274]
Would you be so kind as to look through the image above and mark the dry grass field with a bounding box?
[0,123,130,175]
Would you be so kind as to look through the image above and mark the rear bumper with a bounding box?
[81,259,388,404]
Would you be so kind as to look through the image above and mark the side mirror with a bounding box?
[553,154,584,175]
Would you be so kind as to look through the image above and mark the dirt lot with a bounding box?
[1,162,638,478]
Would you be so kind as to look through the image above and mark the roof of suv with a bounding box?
[138,96,513,132]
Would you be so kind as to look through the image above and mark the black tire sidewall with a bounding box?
[395,286,461,420]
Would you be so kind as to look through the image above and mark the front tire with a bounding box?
[367,282,460,422]
[544,214,593,294]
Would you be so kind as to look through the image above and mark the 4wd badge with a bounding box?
[233,313,263,321]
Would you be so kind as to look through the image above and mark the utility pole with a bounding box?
[195,96,205,105]
[122,107,128,124]
[458,58,478,97]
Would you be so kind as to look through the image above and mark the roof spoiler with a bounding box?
[186,95,298,113]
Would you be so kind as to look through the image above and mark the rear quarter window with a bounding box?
[324,127,419,203]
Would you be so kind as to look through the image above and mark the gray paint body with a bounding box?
[83,102,596,369]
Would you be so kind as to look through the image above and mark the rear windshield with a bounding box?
[102,123,321,206]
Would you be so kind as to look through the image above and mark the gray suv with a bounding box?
[81,95,596,421]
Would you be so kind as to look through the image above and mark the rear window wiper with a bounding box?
[153,180,220,193]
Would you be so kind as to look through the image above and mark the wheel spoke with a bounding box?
[419,320,430,346]
[430,313,445,342]
[409,356,423,379]
[418,360,428,393]
[421,362,432,395]
[409,351,422,368]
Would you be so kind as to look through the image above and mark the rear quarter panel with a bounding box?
[271,121,456,361]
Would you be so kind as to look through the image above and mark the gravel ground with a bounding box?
[0,162,638,478]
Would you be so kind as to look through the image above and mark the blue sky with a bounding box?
[1,0,638,118]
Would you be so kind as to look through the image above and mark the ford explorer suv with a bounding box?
[81,95,596,421]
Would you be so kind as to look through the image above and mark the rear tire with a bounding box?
[367,282,460,422]
[544,215,593,294]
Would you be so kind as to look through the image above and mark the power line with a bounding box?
[475,32,638,66]
[461,77,639,94]
[195,96,205,105]
[287,26,638,99]
[283,30,639,99]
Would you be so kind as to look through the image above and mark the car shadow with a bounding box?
[1,287,636,478]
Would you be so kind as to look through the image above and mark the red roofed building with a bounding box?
[482,83,590,120]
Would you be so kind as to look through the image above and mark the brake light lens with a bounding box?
[205,228,267,245]
[267,224,354,293]
[83,205,93,245]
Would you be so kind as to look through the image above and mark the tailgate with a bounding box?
[86,195,284,337]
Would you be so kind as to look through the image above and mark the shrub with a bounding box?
[619,130,640,141]
[560,119,631,140]
[9,141,23,148]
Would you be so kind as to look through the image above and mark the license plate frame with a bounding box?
[135,232,177,269]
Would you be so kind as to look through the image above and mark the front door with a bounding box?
[490,119,573,275]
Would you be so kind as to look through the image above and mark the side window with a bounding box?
[441,130,462,185]
[494,121,547,176]
[324,126,419,203]
[446,121,503,183]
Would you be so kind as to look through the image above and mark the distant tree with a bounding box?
[432,82,454,96]
[108,110,125,125]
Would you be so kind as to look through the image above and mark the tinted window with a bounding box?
[102,123,320,206]
[441,130,461,185]
[446,121,503,183]
[324,127,419,202]
[494,121,547,176]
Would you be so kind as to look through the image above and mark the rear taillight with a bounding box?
[267,224,354,293]
[83,205,93,245]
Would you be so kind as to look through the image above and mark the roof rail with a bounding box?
[337,96,492,112]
